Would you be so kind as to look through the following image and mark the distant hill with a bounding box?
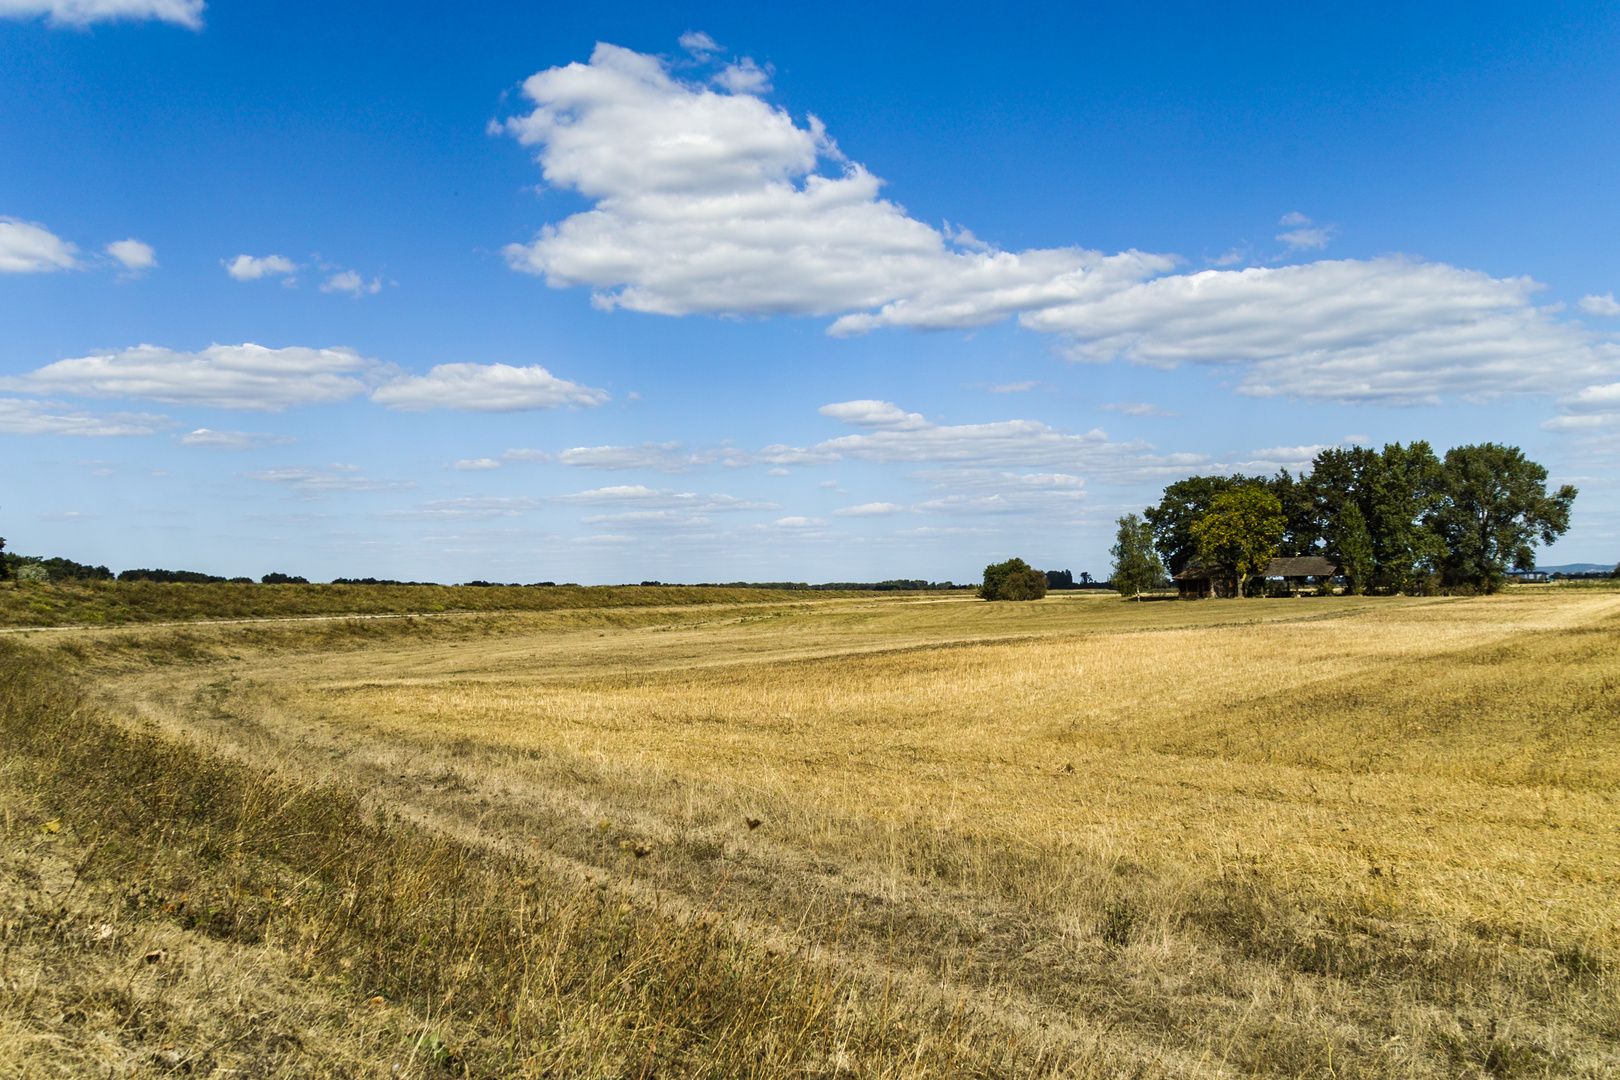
[1535,563,1614,575]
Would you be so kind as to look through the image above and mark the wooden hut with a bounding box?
[1176,555,1339,598]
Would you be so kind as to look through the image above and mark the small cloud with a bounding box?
[1579,293,1620,317]
[819,399,930,431]
[225,254,298,282]
[373,363,608,412]
[38,510,97,521]
[321,269,382,296]
[679,30,721,56]
[715,57,772,95]
[1098,401,1180,418]
[817,480,839,489]
[942,222,991,251]
[502,448,552,463]
[1344,434,1371,445]
[105,239,156,274]
[0,217,78,273]
[451,457,501,471]
[772,516,826,529]
[1275,213,1336,252]
[833,502,904,517]
[179,428,295,450]
[1207,246,1249,267]
[627,391,644,401]
[987,381,1038,394]
[768,467,789,476]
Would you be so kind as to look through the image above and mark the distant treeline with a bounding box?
[634,579,962,591]
[0,560,973,592]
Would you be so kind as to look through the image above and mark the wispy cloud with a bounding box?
[0,0,203,29]
[179,428,295,450]
[0,398,171,436]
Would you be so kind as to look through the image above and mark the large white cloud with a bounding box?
[0,0,203,27]
[0,397,170,436]
[0,218,78,273]
[500,41,1620,406]
[1023,258,1620,404]
[1,343,383,411]
[371,362,609,412]
[499,43,1168,328]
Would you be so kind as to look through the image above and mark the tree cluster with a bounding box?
[980,558,1048,601]
[1143,442,1576,593]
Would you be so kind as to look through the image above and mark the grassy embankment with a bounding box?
[0,637,1043,1078]
[5,587,1618,1077]
[0,579,884,629]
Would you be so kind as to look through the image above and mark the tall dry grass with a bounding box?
[17,588,1620,1077]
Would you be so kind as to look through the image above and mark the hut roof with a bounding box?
[1265,556,1339,577]
[1175,556,1339,580]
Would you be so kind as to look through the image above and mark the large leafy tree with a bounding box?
[1308,442,1445,586]
[1191,487,1286,598]
[1109,513,1164,600]
[1144,474,1261,576]
[1432,444,1576,589]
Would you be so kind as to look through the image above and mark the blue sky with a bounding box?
[3,1,1619,582]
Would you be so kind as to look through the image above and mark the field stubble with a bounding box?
[13,587,1620,1076]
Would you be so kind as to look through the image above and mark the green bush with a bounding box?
[980,558,1048,601]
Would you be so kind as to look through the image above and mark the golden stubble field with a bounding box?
[63,587,1620,1076]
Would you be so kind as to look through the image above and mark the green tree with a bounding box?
[1109,513,1165,600]
[1331,501,1374,594]
[1143,474,1261,576]
[1308,443,1445,588]
[1432,444,1576,590]
[980,558,1048,601]
[1191,487,1286,598]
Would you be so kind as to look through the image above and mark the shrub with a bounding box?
[980,558,1048,601]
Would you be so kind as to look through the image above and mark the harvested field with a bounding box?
[4,586,1617,1077]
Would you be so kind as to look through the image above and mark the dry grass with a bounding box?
[0,579,862,629]
[10,587,1620,1076]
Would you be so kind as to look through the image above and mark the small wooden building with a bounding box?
[1176,555,1339,598]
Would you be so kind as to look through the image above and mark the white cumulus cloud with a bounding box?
[0,0,202,28]
[498,43,1171,331]
[496,42,1620,406]
[833,502,905,517]
[1023,258,1620,404]
[371,363,609,412]
[225,254,298,281]
[321,270,381,296]
[105,238,155,273]
[450,458,501,470]
[1,343,384,411]
[0,217,78,273]
[1579,293,1620,317]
